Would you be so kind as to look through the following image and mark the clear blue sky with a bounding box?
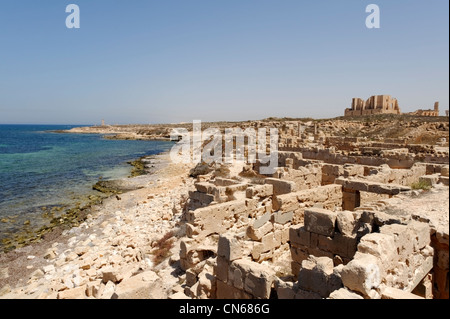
[0,0,448,124]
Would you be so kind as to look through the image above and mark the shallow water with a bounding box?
[0,124,174,242]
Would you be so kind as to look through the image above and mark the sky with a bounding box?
[0,0,448,125]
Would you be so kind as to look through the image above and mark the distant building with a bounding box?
[408,102,440,117]
[344,95,401,117]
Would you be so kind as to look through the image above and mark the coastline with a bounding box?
[0,146,195,298]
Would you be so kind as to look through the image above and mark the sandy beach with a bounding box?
[0,151,196,299]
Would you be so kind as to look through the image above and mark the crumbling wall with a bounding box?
[272,184,342,224]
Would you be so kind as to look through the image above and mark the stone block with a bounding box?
[216,280,251,299]
[218,234,243,262]
[215,256,229,283]
[111,271,162,299]
[304,208,337,237]
[340,253,381,296]
[297,256,335,298]
[261,233,279,252]
[381,286,424,300]
[234,259,274,299]
[336,211,357,236]
[328,288,364,299]
[247,221,273,241]
[290,246,309,265]
[195,182,213,193]
[273,211,294,225]
[275,280,295,299]
[357,234,396,276]
[246,184,273,198]
[57,286,87,299]
[253,212,272,229]
[265,178,296,196]
[380,224,413,261]
[289,225,310,247]
[407,221,430,251]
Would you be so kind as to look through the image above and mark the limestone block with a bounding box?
[340,253,381,296]
[99,281,116,299]
[357,233,397,273]
[343,164,364,177]
[233,259,274,299]
[275,279,295,299]
[261,232,281,252]
[215,256,229,283]
[253,212,272,229]
[290,246,309,265]
[381,286,424,300]
[188,191,215,204]
[336,211,357,236]
[304,208,337,237]
[246,184,274,198]
[273,211,294,225]
[57,285,87,299]
[297,256,336,298]
[194,182,214,193]
[265,178,296,196]
[218,234,243,262]
[251,243,265,261]
[406,221,431,251]
[289,225,310,247]
[112,271,162,299]
[380,224,413,261]
[228,263,244,290]
[334,233,358,259]
[216,280,251,299]
[280,227,290,245]
[328,288,364,299]
[247,221,273,241]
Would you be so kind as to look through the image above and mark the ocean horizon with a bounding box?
[0,124,174,249]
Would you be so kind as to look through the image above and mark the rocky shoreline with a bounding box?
[0,149,195,299]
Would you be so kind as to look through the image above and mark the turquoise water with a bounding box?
[0,125,174,243]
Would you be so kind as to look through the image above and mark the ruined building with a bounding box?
[408,102,440,117]
[180,121,449,300]
[345,95,401,117]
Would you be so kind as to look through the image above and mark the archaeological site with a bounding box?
[0,116,448,300]
[179,118,449,300]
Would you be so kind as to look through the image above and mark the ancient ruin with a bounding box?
[345,95,401,117]
[180,119,449,300]
[408,102,440,117]
[0,117,448,300]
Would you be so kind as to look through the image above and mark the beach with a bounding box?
[0,150,196,299]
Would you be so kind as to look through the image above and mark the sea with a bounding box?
[0,124,174,248]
